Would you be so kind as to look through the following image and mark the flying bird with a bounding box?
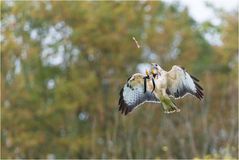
[118,63,204,115]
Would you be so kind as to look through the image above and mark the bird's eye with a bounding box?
[155,64,158,66]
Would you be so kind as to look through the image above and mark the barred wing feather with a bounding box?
[166,66,204,100]
[118,73,160,115]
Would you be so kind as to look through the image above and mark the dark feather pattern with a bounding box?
[118,82,160,115]
[118,87,133,115]
[167,66,204,100]
[152,79,155,93]
[191,75,204,100]
[181,67,204,100]
[127,76,132,82]
[190,74,199,82]
[143,77,147,93]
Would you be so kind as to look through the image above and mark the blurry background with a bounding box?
[1,0,238,159]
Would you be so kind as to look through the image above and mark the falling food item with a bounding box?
[132,37,140,48]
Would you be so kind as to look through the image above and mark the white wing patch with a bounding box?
[166,66,204,100]
[118,74,160,115]
[123,85,143,106]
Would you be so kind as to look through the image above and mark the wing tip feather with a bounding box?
[193,80,204,100]
[118,87,132,115]
[190,74,200,82]
[188,72,204,100]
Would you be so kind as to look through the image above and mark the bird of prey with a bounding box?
[118,63,204,115]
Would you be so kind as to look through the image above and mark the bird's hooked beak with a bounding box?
[151,63,156,67]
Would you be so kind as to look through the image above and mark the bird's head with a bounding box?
[150,63,163,76]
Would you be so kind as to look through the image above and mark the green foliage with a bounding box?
[1,1,238,159]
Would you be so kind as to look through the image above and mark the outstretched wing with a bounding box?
[166,66,204,100]
[118,73,160,115]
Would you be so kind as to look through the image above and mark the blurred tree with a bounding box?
[1,1,238,159]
